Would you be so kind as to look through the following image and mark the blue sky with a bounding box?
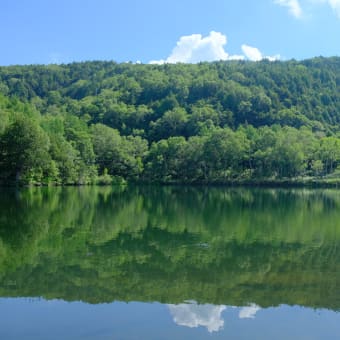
[1,0,340,65]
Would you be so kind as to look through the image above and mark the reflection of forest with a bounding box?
[0,186,339,310]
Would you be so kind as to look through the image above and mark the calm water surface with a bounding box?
[0,186,339,339]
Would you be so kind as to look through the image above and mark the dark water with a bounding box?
[0,186,339,339]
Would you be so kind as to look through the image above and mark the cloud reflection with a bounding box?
[168,301,226,333]
[239,304,261,319]
[168,301,262,332]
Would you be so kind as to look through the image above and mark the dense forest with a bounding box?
[0,186,339,309]
[1,57,340,184]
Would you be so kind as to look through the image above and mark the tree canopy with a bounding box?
[1,58,340,184]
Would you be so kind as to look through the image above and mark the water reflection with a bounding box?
[238,304,261,319]
[168,302,226,332]
[0,185,339,312]
[167,302,262,332]
[1,298,337,340]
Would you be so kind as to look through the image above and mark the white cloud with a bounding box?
[275,0,340,19]
[150,32,280,64]
[149,59,165,65]
[328,0,340,16]
[242,44,280,62]
[241,45,263,62]
[239,304,261,319]
[274,0,303,18]
[313,0,340,17]
[169,32,228,63]
[168,302,226,333]
[150,31,245,64]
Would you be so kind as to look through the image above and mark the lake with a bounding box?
[0,186,339,339]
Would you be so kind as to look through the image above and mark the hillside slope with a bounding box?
[1,58,340,184]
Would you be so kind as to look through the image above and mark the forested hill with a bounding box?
[1,57,340,185]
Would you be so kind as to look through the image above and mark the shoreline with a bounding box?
[2,178,340,188]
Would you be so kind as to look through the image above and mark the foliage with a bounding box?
[1,58,340,184]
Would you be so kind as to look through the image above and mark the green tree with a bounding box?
[0,116,52,184]
[150,107,189,141]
